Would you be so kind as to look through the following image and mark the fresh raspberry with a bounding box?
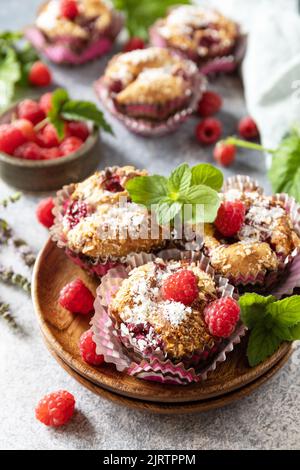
[161,269,199,306]
[60,0,79,20]
[36,123,60,148]
[123,37,145,52]
[204,297,240,338]
[67,121,90,141]
[12,119,35,141]
[35,390,75,427]
[238,116,259,139]
[39,92,53,114]
[59,278,95,315]
[42,147,62,160]
[214,200,246,237]
[79,330,104,366]
[65,200,89,228]
[18,99,45,125]
[0,124,26,154]
[197,91,223,117]
[103,175,123,193]
[213,142,236,167]
[60,136,83,156]
[14,142,44,160]
[28,61,52,87]
[36,197,55,228]
[195,118,222,145]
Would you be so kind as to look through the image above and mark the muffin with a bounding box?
[203,179,300,291]
[51,166,166,277]
[25,0,123,65]
[95,47,206,136]
[150,5,241,74]
[108,258,240,368]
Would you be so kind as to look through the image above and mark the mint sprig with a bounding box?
[43,88,113,139]
[239,293,300,367]
[125,163,223,225]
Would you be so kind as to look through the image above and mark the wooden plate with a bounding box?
[45,337,292,414]
[33,239,292,404]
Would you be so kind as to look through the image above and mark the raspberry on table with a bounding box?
[238,116,259,139]
[79,329,104,366]
[195,118,222,145]
[28,61,52,87]
[14,142,44,160]
[36,197,55,228]
[18,99,45,125]
[60,0,79,20]
[67,121,90,141]
[36,123,60,148]
[197,91,223,117]
[213,142,236,167]
[59,278,95,315]
[214,200,246,237]
[65,200,89,228]
[35,390,75,427]
[60,136,83,156]
[161,269,199,306]
[123,37,145,52]
[204,297,240,338]
[39,92,53,114]
[12,119,36,141]
[0,124,27,154]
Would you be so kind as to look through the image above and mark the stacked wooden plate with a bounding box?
[32,240,292,414]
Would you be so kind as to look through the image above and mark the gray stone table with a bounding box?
[0,0,299,450]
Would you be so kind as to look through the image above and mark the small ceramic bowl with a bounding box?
[0,102,102,192]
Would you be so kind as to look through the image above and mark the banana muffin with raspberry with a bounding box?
[149,5,241,74]
[51,166,166,277]
[108,258,240,367]
[95,47,206,136]
[26,0,123,64]
[203,180,300,291]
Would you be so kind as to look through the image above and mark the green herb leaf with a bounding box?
[181,185,220,223]
[239,293,276,328]
[247,323,282,367]
[191,163,224,191]
[47,88,70,138]
[126,175,169,207]
[167,163,191,197]
[288,322,300,340]
[62,100,113,134]
[0,46,21,109]
[266,296,300,326]
[112,0,191,39]
[155,200,182,225]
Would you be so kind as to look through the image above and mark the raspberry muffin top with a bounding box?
[110,259,221,361]
[102,47,198,106]
[58,166,165,259]
[36,0,114,39]
[152,5,239,60]
[204,187,300,280]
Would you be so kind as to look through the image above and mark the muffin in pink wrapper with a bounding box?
[25,0,123,65]
[50,166,167,278]
[91,250,246,385]
[149,5,245,75]
[94,47,206,136]
[203,175,300,293]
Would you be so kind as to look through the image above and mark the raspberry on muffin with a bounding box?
[25,0,123,65]
[150,5,241,74]
[95,47,206,136]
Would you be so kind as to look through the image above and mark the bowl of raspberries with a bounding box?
[0,92,102,191]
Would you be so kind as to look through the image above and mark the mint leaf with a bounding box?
[288,322,300,340]
[182,185,220,223]
[191,163,224,191]
[47,89,70,138]
[266,296,300,326]
[62,100,113,135]
[239,293,276,328]
[247,323,282,367]
[155,200,182,225]
[126,175,168,207]
[0,46,21,109]
[167,163,191,197]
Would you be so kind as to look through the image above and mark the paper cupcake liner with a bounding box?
[216,175,300,294]
[91,249,246,385]
[94,57,206,136]
[25,13,123,65]
[149,26,246,76]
